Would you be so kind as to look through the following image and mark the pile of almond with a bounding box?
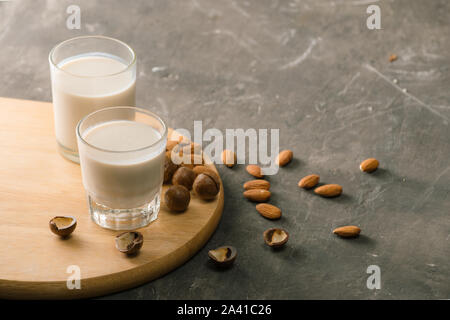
[163,136,221,212]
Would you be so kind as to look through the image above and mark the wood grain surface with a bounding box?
[0,97,224,299]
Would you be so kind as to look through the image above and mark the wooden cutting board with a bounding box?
[0,97,224,299]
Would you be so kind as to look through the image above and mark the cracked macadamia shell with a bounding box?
[164,151,179,183]
[208,246,237,267]
[263,228,289,247]
[115,231,144,254]
[49,216,77,237]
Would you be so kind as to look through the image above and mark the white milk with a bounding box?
[52,54,136,153]
[79,120,165,209]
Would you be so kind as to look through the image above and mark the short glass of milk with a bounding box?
[49,36,136,163]
[76,106,167,230]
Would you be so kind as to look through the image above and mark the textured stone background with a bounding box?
[0,0,449,299]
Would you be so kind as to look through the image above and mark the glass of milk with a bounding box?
[76,106,167,230]
[49,36,136,163]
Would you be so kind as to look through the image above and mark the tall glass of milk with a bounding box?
[77,106,167,230]
[49,36,136,163]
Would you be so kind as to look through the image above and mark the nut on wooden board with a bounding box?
[193,170,221,200]
[115,231,144,254]
[360,158,379,173]
[164,151,179,183]
[172,166,197,190]
[333,226,361,238]
[165,185,191,212]
[276,149,293,167]
[49,216,77,237]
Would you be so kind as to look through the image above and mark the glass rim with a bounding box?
[76,106,168,154]
[48,35,136,78]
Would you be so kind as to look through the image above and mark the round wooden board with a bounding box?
[0,98,224,299]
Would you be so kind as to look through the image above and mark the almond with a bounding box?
[193,165,211,176]
[298,174,320,189]
[243,189,271,202]
[333,226,361,238]
[314,184,342,197]
[174,141,201,156]
[208,246,237,267]
[256,204,281,220]
[246,165,263,178]
[179,154,204,169]
[360,158,379,173]
[222,149,237,168]
[276,149,293,167]
[166,140,179,152]
[243,179,270,191]
[190,142,202,155]
[193,172,220,200]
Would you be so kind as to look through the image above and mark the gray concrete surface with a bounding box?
[1,0,449,299]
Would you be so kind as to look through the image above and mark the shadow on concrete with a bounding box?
[366,167,390,179]
[351,235,376,249]
[282,157,302,171]
[205,259,236,272]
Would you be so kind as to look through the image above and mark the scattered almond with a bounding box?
[246,164,263,178]
[333,226,361,238]
[243,179,270,191]
[298,174,320,189]
[389,54,398,62]
[314,184,343,198]
[256,203,281,219]
[222,149,237,168]
[276,149,293,167]
[360,158,379,173]
[243,189,271,202]
[49,216,77,237]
